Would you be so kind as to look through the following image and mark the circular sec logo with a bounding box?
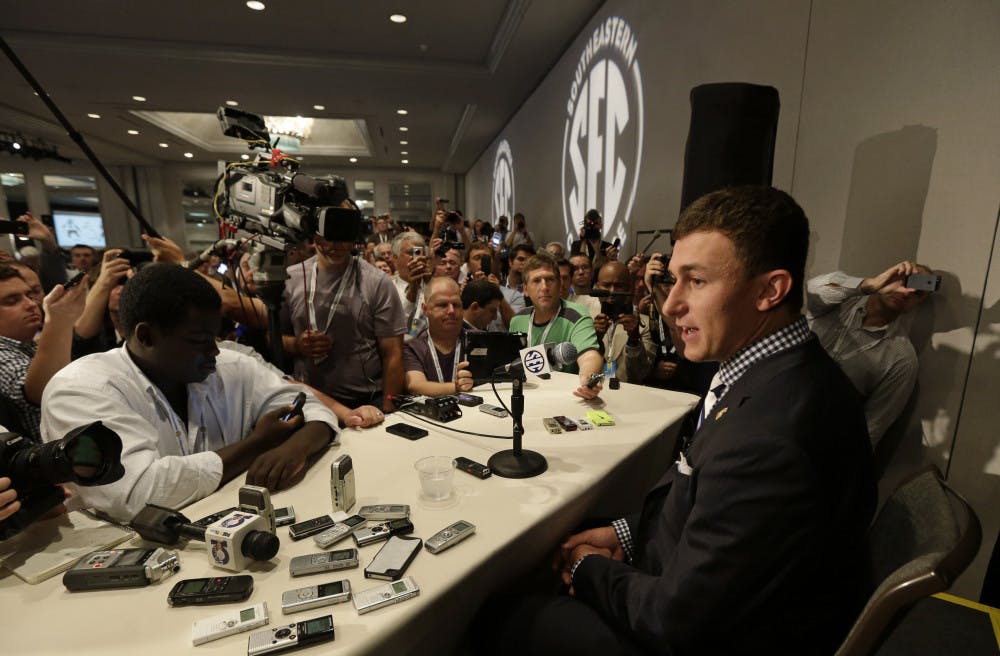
[492,139,515,222]
[523,348,546,374]
[561,16,644,249]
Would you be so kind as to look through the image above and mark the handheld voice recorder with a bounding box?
[330,454,356,512]
[358,504,409,520]
[190,602,269,645]
[425,520,476,554]
[313,515,367,548]
[167,575,254,606]
[273,506,296,527]
[353,577,420,615]
[289,549,359,577]
[247,615,335,656]
[353,518,414,547]
[288,514,336,540]
[281,580,351,615]
[454,456,491,479]
[63,547,180,591]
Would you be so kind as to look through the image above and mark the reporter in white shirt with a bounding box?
[41,264,338,522]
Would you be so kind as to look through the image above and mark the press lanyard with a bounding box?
[427,331,460,382]
[529,301,560,346]
[307,257,353,336]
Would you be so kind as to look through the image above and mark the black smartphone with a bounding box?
[63,271,86,290]
[905,273,941,292]
[167,575,253,606]
[456,393,483,407]
[282,392,306,421]
[386,422,428,440]
[479,254,492,277]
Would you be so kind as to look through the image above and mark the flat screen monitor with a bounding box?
[52,211,107,248]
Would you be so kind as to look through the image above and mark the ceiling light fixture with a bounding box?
[397,109,408,115]
[127,129,139,135]
[241,154,250,160]
[349,157,358,163]
[183,152,194,158]
[264,115,314,153]
[399,126,408,132]
[86,113,101,119]
[313,104,325,111]
[158,142,169,148]
[246,1,266,10]
[389,14,407,23]
[401,159,409,164]
[400,151,408,155]
[400,140,408,145]
[132,95,146,102]
[12,142,21,150]
[225,100,239,107]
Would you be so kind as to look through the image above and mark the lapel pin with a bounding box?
[714,407,728,421]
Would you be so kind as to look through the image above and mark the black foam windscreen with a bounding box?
[679,83,780,213]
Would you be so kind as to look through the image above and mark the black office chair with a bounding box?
[836,465,981,656]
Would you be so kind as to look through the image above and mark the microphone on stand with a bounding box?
[492,342,578,376]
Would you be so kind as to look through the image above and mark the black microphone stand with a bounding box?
[488,374,548,478]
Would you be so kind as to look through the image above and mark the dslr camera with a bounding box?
[582,209,603,240]
[0,421,124,540]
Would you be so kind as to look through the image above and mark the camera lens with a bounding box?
[242,530,280,561]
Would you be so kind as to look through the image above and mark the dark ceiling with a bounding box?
[0,0,602,172]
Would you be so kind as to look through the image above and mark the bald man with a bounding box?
[402,276,474,397]
[591,261,656,383]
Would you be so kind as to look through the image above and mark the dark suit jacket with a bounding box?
[574,337,875,655]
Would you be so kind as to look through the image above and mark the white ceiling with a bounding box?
[0,0,602,172]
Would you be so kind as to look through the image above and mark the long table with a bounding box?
[0,373,697,655]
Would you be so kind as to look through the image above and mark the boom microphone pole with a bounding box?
[0,36,160,238]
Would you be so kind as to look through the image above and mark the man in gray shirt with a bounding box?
[282,238,406,411]
[807,260,933,445]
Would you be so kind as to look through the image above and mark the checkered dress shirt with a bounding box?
[0,335,41,442]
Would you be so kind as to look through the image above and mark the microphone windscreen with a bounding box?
[550,342,578,367]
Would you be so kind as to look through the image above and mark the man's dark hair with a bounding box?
[511,244,535,260]
[71,244,95,252]
[119,264,222,338]
[673,186,809,311]
[461,279,504,309]
[0,264,24,284]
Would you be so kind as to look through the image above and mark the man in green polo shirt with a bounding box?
[509,253,603,399]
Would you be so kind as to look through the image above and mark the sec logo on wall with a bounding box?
[561,16,643,248]
[492,139,515,222]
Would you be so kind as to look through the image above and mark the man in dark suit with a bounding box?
[497,187,876,655]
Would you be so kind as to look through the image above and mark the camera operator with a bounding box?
[403,277,474,397]
[590,262,655,384]
[71,247,133,358]
[570,208,620,268]
[465,242,518,329]
[12,211,68,293]
[0,264,88,442]
[431,208,472,254]
[504,212,535,250]
[391,231,432,337]
[281,226,407,412]
[41,264,339,522]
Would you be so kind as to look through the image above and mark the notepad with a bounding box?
[0,509,135,584]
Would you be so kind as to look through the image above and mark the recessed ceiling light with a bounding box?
[86,113,101,119]
[348,157,357,163]
[132,95,146,102]
[246,1,265,10]
[401,159,409,164]
[396,109,408,115]
[240,154,250,160]
[183,152,194,158]
[389,14,407,23]
[158,142,169,148]
[399,126,408,132]
[313,104,325,111]
[12,143,21,150]
[127,129,139,135]
[225,100,239,107]
[400,140,408,145]
[400,151,408,155]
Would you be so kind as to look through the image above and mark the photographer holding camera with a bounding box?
[0,476,18,522]
[591,262,656,384]
[504,212,535,250]
[570,209,620,269]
